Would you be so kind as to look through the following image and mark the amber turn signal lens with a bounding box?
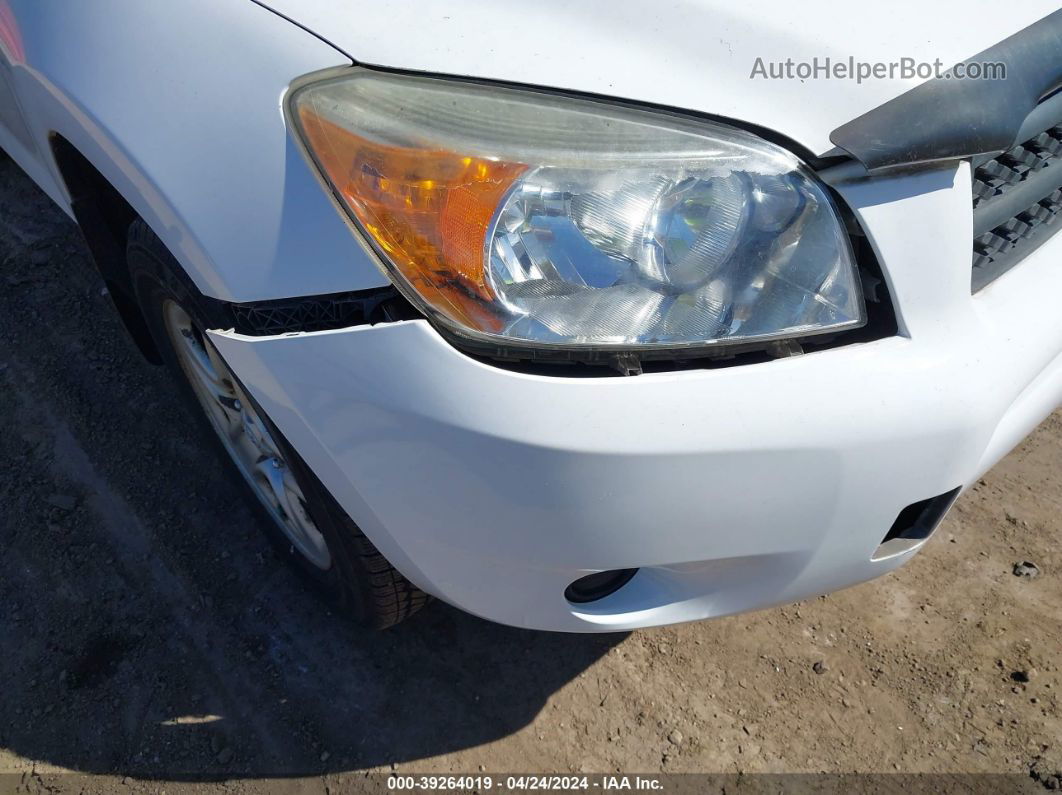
[298,110,525,332]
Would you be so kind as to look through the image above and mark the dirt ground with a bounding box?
[1,153,1060,793]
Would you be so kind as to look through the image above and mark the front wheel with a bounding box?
[127,218,428,628]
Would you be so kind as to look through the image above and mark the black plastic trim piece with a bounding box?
[971,120,1062,292]
[225,286,418,336]
[830,10,1062,173]
[972,187,1062,292]
[973,134,1062,236]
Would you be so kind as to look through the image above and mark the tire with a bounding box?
[126,218,428,628]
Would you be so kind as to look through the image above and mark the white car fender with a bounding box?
[0,0,389,302]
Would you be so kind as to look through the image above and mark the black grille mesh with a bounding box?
[971,124,1062,290]
[228,287,416,336]
[972,126,1062,209]
[973,188,1062,268]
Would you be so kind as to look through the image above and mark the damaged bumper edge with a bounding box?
[205,164,1062,632]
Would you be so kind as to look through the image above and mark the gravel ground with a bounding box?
[1,154,1060,793]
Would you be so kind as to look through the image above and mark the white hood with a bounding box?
[259,0,1058,155]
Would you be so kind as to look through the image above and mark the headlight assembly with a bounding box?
[291,69,864,356]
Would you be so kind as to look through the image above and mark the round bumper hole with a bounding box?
[564,568,638,604]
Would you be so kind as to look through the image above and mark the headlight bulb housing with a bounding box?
[291,69,865,358]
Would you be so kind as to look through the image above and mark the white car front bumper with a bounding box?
[210,162,1062,632]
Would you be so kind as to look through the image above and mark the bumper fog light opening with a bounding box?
[872,486,962,561]
[564,569,639,604]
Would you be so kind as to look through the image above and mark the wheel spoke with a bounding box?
[253,458,284,511]
[242,406,280,460]
[281,468,312,527]
[256,458,327,559]
[178,329,230,400]
[203,336,235,394]
[164,299,331,570]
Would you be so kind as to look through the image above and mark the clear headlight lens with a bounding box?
[292,70,864,351]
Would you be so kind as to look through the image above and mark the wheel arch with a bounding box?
[49,133,162,363]
[4,0,383,330]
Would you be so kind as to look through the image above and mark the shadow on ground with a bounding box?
[0,155,625,779]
